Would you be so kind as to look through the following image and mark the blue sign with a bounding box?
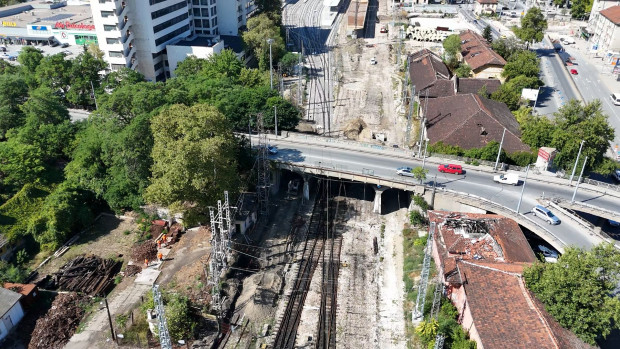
[31,25,48,31]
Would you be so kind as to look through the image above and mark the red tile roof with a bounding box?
[3,283,36,296]
[600,5,620,25]
[455,77,501,96]
[477,0,498,4]
[408,49,454,98]
[460,30,506,71]
[422,94,530,153]
[429,211,593,349]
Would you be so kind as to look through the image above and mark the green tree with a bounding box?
[98,82,169,124]
[102,67,145,91]
[523,244,620,344]
[17,46,44,87]
[0,74,28,139]
[0,260,28,284]
[28,183,95,251]
[412,167,429,183]
[0,60,19,75]
[165,294,196,341]
[0,141,45,190]
[242,14,285,70]
[35,53,73,97]
[550,99,615,171]
[454,64,472,78]
[442,34,461,59]
[145,104,240,224]
[265,96,300,131]
[491,75,541,110]
[66,51,107,108]
[515,7,547,44]
[279,52,300,76]
[482,25,493,43]
[518,112,554,148]
[571,0,592,19]
[491,36,522,60]
[502,50,540,80]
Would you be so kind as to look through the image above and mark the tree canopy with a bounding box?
[145,104,240,224]
[502,50,540,80]
[482,25,493,43]
[242,14,285,71]
[515,7,548,43]
[523,244,620,345]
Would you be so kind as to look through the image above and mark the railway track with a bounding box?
[316,184,346,349]
[271,180,329,349]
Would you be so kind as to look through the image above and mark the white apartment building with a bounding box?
[588,4,620,54]
[90,0,256,81]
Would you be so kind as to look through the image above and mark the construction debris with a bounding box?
[124,264,142,277]
[47,255,122,295]
[131,239,158,263]
[28,292,88,349]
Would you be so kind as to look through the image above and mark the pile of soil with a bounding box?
[124,264,142,276]
[131,239,158,263]
[28,293,88,349]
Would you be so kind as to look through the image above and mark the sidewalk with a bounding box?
[570,36,619,94]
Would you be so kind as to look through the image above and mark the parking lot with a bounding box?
[0,42,85,63]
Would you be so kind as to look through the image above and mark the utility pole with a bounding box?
[267,38,274,89]
[572,156,588,203]
[104,298,115,340]
[298,42,303,107]
[153,285,172,349]
[274,105,278,138]
[494,128,506,171]
[569,140,585,184]
[516,165,530,214]
[421,139,428,169]
[414,222,436,320]
[406,83,416,149]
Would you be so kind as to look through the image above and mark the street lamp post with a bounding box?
[572,156,588,203]
[494,128,506,171]
[267,38,274,89]
[569,140,585,184]
[274,105,278,138]
[516,165,530,214]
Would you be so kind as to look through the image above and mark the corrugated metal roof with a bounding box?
[0,287,21,318]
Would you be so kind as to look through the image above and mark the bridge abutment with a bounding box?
[373,187,386,214]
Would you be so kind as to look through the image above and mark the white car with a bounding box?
[396,167,414,177]
[370,57,377,65]
[537,245,559,262]
[611,93,620,106]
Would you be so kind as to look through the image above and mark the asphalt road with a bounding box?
[561,46,620,146]
[534,39,579,115]
[270,139,619,248]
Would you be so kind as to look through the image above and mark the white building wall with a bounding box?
[167,40,224,76]
[217,0,240,36]
[0,302,25,341]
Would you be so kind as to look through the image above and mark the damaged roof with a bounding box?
[408,49,454,98]
[455,77,501,96]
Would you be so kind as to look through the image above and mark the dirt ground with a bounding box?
[32,214,138,282]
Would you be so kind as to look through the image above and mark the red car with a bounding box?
[570,69,578,75]
[438,164,464,174]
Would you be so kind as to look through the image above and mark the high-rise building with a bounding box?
[90,0,256,81]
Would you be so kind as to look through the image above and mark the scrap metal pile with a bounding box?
[28,293,88,349]
[49,255,122,295]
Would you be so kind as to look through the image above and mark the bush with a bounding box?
[507,150,537,167]
[428,141,463,156]
[409,210,426,226]
[412,195,429,211]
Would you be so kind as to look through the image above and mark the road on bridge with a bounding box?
[269,138,620,249]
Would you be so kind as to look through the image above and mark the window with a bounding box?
[106,37,120,44]
[202,19,210,28]
[201,8,209,16]
[99,0,110,3]
[210,0,215,4]
[111,64,125,71]
[101,11,114,17]
[154,13,188,33]
[201,0,208,4]
[194,19,201,27]
[149,0,170,5]
[154,24,189,46]
[104,24,117,31]
[212,17,217,27]
[192,0,199,5]
[192,8,200,16]
[210,6,216,16]
[154,61,164,71]
[109,51,123,57]
[151,1,186,20]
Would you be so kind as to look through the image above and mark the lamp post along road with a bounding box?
[570,140,585,184]
[267,38,274,90]
[274,105,278,138]
[494,128,506,171]
[572,156,588,203]
[516,165,530,214]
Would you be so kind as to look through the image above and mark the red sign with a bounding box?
[538,148,551,161]
[54,21,95,31]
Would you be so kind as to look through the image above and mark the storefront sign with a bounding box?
[54,21,95,31]
[2,21,16,27]
[31,25,49,31]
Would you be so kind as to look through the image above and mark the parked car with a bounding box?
[370,57,377,65]
[610,93,620,106]
[396,167,414,177]
[537,245,559,262]
[0,46,6,52]
[531,205,561,225]
[380,25,387,33]
[438,164,463,174]
[61,43,69,48]
[608,219,620,227]
[267,145,278,155]
[612,169,620,182]
[61,50,73,56]
[570,69,578,75]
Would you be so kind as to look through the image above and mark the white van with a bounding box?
[611,93,620,106]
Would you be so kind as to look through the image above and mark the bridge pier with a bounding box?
[271,168,281,195]
[302,175,310,201]
[373,187,386,214]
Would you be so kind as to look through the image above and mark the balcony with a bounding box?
[121,27,133,44]
[116,2,128,18]
[118,14,132,31]
[123,40,136,58]
[127,52,138,69]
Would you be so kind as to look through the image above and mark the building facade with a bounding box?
[0,288,24,342]
[473,0,498,15]
[588,4,620,54]
[89,0,256,81]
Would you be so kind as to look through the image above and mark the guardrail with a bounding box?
[547,200,595,231]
